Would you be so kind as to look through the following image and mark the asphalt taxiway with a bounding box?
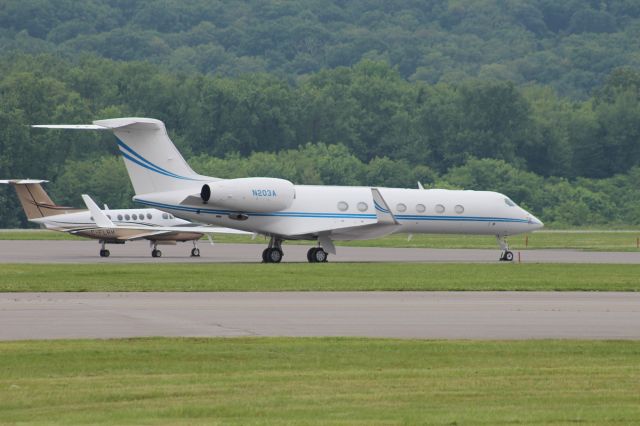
[2,240,640,263]
[1,291,639,340]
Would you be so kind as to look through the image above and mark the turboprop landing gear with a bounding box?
[99,241,110,257]
[497,235,514,262]
[151,242,162,258]
[307,246,328,263]
[190,240,200,257]
[262,237,283,263]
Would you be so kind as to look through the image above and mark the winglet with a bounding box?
[81,194,115,228]
[417,181,424,190]
[371,188,398,225]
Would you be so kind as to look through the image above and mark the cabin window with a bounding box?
[455,205,464,214]
[504,198,516,207]
[435,204,445,214]
[125,214,130,220]
[162,213,169,219]
[357,202,368,212]
[169,214,174,219]
[132,214,137,220]
[337,201,349,211]
[147,213,152,220]
[117,214,123,221]
[90,216,94,221]
[416,204,426,213]
[396,203,407,213]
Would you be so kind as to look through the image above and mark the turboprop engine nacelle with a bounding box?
[200,177,295,212]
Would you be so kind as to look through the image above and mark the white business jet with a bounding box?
[34,118,543,263]
[1,179,248,257]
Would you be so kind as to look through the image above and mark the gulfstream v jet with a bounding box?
[34,118,543,263]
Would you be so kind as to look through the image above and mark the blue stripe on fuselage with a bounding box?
[134,199,529,224]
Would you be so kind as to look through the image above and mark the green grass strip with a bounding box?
[1,263,639,292]
[1,338,639,424]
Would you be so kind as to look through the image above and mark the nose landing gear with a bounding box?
[497,235,514,262]
[190,240,200,257]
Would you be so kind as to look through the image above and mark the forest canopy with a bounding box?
[1,1,640,228]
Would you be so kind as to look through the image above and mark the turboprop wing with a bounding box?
[81,194,251,238]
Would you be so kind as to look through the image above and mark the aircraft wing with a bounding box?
[81,194,251,237]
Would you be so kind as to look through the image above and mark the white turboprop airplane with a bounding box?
[1,179,248,257]
[34,118,544,263]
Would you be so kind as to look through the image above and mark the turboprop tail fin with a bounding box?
[0,179,81,219]
[33,118,216,195]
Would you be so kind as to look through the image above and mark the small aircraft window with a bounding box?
[132,214,137,220]
[117,214,123,221]
[125,214,130,220]
[416,204,426,213]
[169,214,174,219]
[337,201,348,211]
[504,198,516,207]
[162,213,168,219]
[147,213,152,220]
[396,203,407,213]
[435,204,445,214]
[357,202,368,212]
[90,216,94,221]
[455,205,464,214]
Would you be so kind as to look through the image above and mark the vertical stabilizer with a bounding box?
[93,118,215,194]
[0,179,81,219]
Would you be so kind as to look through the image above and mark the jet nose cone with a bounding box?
[528,214,544,230]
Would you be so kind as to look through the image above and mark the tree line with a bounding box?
[1,54,640,228]
[1,0,640,98]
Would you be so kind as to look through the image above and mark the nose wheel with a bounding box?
[496,235,513,262]
[151,249,162,258]
[307,247,328,263]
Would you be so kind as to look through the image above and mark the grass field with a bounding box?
[0,338,638,424]
[4,228,640,251]
[2,263,639,292]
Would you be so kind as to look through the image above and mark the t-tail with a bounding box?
[33,118,216,195]
[0,179,82,219]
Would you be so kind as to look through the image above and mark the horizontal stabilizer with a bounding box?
[0,179,48,184]
[31,124,108,130]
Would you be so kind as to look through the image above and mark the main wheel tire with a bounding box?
[268,248,283,263]
[504,251,514,262]
[191,248,200,257]
[99,249,105,257]
[262,248,270,263]
[156,249,162,258]
[313,248,328,263]
[151,249,157,258]
[100,249,109,257]
[307,247,318,263]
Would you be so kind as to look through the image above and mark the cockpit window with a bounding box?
[504,198,516,207]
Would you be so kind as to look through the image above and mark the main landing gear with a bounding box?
[307,246,328,263]
[150,241,162,258]
[99,241,110,257]
[262,237,283,263]
[497,235,514,262]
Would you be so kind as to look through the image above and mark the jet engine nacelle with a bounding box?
[201,177,295,212]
